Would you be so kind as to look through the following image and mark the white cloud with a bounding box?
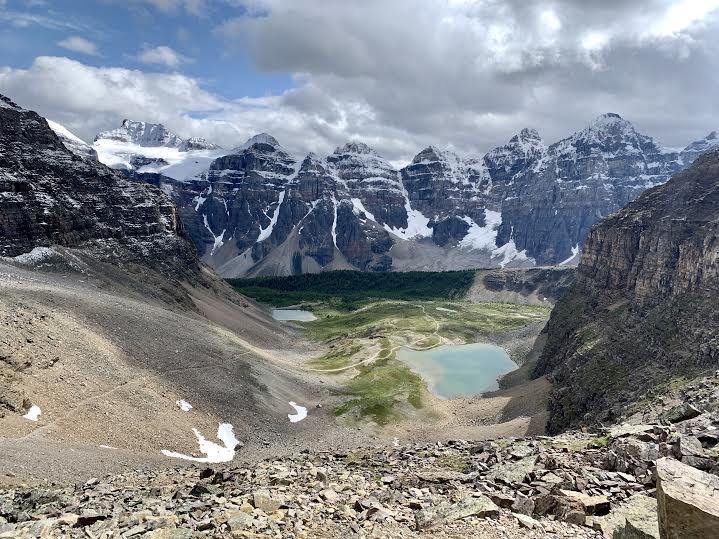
[138,45,190,68]
[57,36,98,56]
[2,1,719,163]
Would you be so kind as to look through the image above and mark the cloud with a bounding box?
[212,0,719,158]
[0,56,226,143]
[57,36,98,56]
[138,45,190,67]
[1,1,719,164]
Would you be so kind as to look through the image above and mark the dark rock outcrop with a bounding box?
[0,94,200,279]
[534,149,719,432]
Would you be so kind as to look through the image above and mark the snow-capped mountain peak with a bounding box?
[95,119,184,148]
[236,133,281,152]
[680,130,719,165]
[0,95,22,110]
[334,141,379,157]
[178,137,222,152]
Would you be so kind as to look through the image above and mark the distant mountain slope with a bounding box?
[534,148,719,433]
[90,110,719,277]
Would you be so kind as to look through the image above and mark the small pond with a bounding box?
[271,309,317,322]
[397,343,517,399]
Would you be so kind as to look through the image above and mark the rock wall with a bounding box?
[534,149,719,433]
[0,94,200,279]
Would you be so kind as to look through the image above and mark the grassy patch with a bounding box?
[229,272,551,426]
[333,350,425,425]
[307,343,363,371]
[435,454,473,473]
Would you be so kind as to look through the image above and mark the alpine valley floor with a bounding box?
[0,263,563,487]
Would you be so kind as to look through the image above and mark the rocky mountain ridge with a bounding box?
[534,147,719,433]
[95,119,220,151]
[0,94,198,278]
[87,113,719,277]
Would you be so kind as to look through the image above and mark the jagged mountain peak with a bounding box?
[585,112,634,131]
[680,130,719,165]
[237,133,281,152]
[333,141,379,157]
[509,127,543,147]
[178,136,221,152]
[95,119,183,148]
[411,145,461,165]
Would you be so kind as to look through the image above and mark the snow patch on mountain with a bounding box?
[492,238,530,268]
[459,211,502,251]
[560,244,580,265]
[385,201,433,240]
[350,198,377,222]
[203,214,226,255]
[257,191,286,242]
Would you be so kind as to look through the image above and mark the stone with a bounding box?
[488,492,515,508]
[613,516,659,539]
[416,470,472,483]
[487,456,536,485]
[535,494,558,516]
[610,425,656,439]
[656,458,719,539]
[510,492,535,516]
[252,490,282,513]
[673,435,704,457]
[559,489,610,516]
[414,496,499,530]
[594,495,658,539]
[514,513,543,530]
[509,444,535,459]
[658,403,702,424]
[227,512,254,532]
[319,489,340,502]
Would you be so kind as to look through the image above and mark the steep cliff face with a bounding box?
[0,94,198,278]
[535,149,719,432]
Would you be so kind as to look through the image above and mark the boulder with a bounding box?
[487,455,536,485]
[559,489,610,516]
[414,496,499,530]
[511,492,535,516]
[594,495,658,538]
[656,458,719,538]
[658,403,701,424]
[252,490,282,513]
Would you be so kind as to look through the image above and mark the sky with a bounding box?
[0,0,718,164]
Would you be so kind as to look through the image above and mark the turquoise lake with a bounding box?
[397,343,517,399]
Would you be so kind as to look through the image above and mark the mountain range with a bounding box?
[53,112,719,277]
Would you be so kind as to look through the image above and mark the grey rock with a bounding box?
[414,496,499,530]
[658,403,702,424]
[656,457,719,539]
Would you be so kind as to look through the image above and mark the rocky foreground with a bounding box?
[1,401,717,538]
